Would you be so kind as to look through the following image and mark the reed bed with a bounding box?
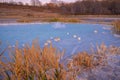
[112,20,120,34]
[0,41,73,80]
[0,42,120,80]
[49,18,80,23]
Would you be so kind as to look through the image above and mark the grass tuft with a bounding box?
[112,21,120,34]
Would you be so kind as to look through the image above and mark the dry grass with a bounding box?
[112,21,120,34]
[0,42,120,80]
[49,18,80,23]
[67,44,120,73]
[72,52,93,68]
[17,18,33,23]
[0,40,75,80]
[1,9,81,23]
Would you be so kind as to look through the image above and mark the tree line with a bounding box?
[0,0,120,15]
[59,0,120,15]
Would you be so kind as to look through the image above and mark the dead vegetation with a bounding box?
[112,20,120,34]
[0,41,120,80]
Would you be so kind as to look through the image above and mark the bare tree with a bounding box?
[31,0,35,6]
[35,0,41,6]
[9,0,16,4]
[18,2,24,5]
[31,0,41,6]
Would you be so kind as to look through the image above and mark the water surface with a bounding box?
[0,23,120,56]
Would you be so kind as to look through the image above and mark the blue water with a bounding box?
[0,23,120,57]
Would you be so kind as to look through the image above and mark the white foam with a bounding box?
[114,34,120,38]
[78,37,81,41]
[54,37,61,42]
[73,35,77,38]
[67,32,70,35]
[44,43,48,46]
[47,40,52,43]
[94,30,98,33]
[52,22,66,29]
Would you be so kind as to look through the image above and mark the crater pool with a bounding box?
[0,23,120,56]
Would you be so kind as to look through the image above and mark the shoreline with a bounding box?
[0,17,120,26]
[0,21,112,26]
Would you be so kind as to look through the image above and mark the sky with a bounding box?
[0,0,76,4]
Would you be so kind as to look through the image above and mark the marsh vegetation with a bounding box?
[0,41,120,80]
[0,0,120,23]
[0,0,120,80]
[112,20,120,34]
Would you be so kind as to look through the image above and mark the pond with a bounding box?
[0,22,120,57]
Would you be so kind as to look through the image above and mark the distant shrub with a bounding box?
[49,18,80,23]
[17,18,32,23]
[49,18,60,22]
[68,18,80,23]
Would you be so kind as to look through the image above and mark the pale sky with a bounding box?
[0,0,77,4]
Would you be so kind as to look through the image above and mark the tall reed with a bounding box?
[112,21,120,34]
[0,42,120,80]
[0,40,67,80]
